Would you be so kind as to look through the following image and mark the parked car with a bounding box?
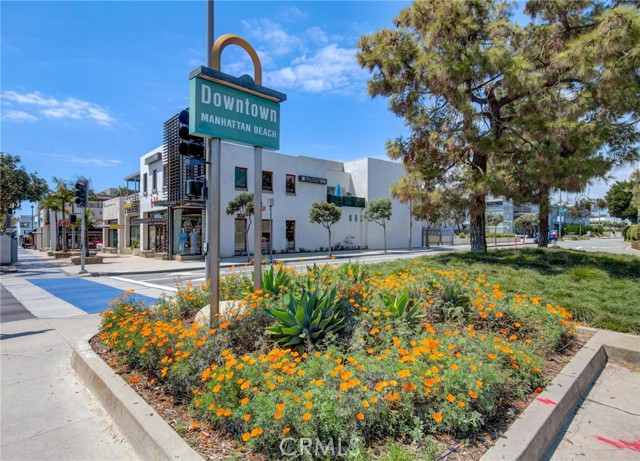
[533,233,558,244]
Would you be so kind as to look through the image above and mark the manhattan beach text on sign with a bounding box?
[200,85,278,138]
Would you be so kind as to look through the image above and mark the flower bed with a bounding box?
[99,261,577,459]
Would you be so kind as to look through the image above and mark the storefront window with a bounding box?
[130,225,140,248]
[173,208,204,256]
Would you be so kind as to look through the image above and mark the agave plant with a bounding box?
[380,291,424,325]
[264,288,345,352]
[338,260,368,283]
[254,264,292,296]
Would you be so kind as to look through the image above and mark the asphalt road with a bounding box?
[109,247,462,290]
[108,238,636,291]
[0,284,35,323]
[552,237,634,255]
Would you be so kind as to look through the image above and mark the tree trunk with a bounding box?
[61,206,68,252]
[328,228,332,258]
[383,224,387,254]
[538,194,550,247]
[469,153,488,252]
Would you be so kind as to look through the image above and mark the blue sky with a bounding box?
[2,1,636,217]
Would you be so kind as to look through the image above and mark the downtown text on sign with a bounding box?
[189,70,283,150]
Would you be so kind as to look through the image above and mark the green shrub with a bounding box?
[624,224,640,241]
[379,292,424,325]
[264,288,345,352]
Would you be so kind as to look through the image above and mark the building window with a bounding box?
[262,171,273,192]
[143,173,148,195]
[152,169,158,192]
[235,167,247,189]
[286,174,296,194]
[349,214,352,222]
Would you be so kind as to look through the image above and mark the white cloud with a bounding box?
[305,26,329,45]
[47,153,122,168]
[241,19,303,57]
[276,6,309,23]
[1,90,116,127]
[267,44,367,94]
[2,109,37,122]
[2,91,58,107]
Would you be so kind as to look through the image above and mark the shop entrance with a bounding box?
[286,220,295,252]
[234,219,247,255]
[261,219,272,254]
[149,224,166,252]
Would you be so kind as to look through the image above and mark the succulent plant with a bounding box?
[264,288,345,352]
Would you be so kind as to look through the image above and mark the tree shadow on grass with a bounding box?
[430,248,640,280]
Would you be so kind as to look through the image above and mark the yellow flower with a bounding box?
[302,412,312,421]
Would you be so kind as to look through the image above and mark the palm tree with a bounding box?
[51,177,75,251]
[42,193,62,250]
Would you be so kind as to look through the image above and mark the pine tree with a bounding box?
[357,0,640,251]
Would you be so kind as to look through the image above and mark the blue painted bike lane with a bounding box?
[27,278,158,314]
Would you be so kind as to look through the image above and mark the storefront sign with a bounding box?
[299,175,328,185]
[189,77,282,150]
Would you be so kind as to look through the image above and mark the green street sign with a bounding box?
[189,74,282,150]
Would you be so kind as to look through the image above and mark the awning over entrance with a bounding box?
[129,217,167,225]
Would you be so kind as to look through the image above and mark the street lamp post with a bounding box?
[268,197,274,263]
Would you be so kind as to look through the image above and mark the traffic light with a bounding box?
[178,109,205,159]
[185,180,205,199]
[75,181,87,207]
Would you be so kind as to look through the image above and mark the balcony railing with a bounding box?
[327,194,366,208]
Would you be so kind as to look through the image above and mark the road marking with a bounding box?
[110,276,178,292]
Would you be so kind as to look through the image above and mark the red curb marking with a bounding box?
[595,437,640,452]
[535,398,557,405]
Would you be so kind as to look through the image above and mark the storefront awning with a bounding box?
[129,217,167,225]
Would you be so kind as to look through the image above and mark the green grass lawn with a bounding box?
[376,248,640,334]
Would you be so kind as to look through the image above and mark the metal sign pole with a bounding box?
[208,138,221,324]
[254,146,262,291]
[79,183,87,274]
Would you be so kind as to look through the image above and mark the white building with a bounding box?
[122,142,422,259]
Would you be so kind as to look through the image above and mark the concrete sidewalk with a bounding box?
[0,315,139,461]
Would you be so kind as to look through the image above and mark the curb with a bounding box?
[481,329,640,461]
[71,334,204,461]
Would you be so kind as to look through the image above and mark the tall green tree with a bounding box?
[606,181,638,223]
[308,202,342,257]
[0,153,49,231]
[364,198,393,253]
[226,192,254,261]
[631,169,640,223]
[486,213,504,245]
[513,212,538,237]
[390,172,425,250]
[46,178,75,252]
[357,0,640,251]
